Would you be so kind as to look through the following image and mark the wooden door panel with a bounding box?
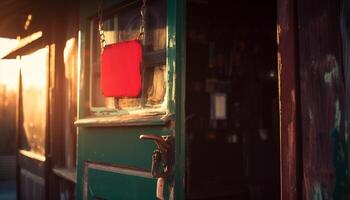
[77,126,171,199]
[85,167,156,200]
[77,127,169,168]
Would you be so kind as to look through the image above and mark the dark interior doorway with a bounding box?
[185,0,279,199]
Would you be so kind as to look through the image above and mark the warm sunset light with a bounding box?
[0,60,19,91]
[64,37,77,77]
[0,37,19,91]
[20,47,48,157]
[0,37,18,59]
[20,47,48,90]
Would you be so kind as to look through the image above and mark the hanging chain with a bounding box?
[98,0,146,50]
[98,0,107,50]
[138,0,147,40]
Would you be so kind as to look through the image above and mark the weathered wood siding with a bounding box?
[277,0,300,199]
[297,0,350,199]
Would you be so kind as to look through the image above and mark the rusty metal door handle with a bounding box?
[139,134,174,199]
[139,134,170,152]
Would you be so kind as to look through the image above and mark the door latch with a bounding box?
[139,134,174,200]
[139,134,174,178]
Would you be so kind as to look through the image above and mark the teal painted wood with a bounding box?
[76,0,186,199]
[77,127,173,199]
[166,0,186,199]
[87,169,157,200]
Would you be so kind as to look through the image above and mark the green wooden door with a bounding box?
[76,0,185,199]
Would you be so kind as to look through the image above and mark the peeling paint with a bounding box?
[172,60,176,102]
[169,35,176,48]
[288,90,296,134]
[323,55,340,85]
[277,51,282,145]
[277,24,282,45]
[324,67,339,84]
[312,182,330,200]
[313,182,322,200]
[277,51,282,105]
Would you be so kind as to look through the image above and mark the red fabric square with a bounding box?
[101,40,142,97]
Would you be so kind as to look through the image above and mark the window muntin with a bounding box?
[88,0,167,114]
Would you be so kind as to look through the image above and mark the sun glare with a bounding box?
[0,60,19,91]
[0,37,19,91]
[21,47,48,90]
[0,37,18,59]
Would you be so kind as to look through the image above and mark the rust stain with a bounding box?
[277,24,282,45]
[277,50,282,150]
[277,51,283,135]
[287,89,297,193]
[287,89,296,145]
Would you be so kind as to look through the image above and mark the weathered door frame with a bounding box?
[172,0,187,197]
[170,0,186,199]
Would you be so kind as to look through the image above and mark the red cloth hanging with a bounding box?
[101,40,143,97]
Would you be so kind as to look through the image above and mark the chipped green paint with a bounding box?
[332,100,350,200]
[324,55,340,84]
[324,67,339,84]
[167,0,186,199]
[313,183,322,200]
[313,182,330,200]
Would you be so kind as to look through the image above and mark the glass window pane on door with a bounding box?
[89,0,166,112]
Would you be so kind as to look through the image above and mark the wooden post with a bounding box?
[277,0,300,199]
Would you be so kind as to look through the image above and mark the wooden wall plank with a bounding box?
[297,0,350,199]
